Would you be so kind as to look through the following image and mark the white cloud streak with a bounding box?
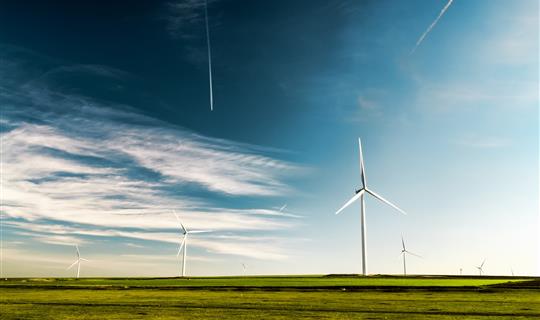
[410,0,454,54]
[1,56,303,263]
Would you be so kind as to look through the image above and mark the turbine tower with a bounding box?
[476,259,486,276]
[174,212,211,277]
[335,138,406,276]
[66,245,88,279]
[399,235,421,276]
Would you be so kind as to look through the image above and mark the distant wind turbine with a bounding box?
[459,268,463,275]
[174,211,212,277]
[66,245,88,279]
[476,259,486,276]
[399,235,421,276]
[335,138,407,276]
[204,0,214,111]
[242,263,247,275]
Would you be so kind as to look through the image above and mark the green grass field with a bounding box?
[1,275,539,319]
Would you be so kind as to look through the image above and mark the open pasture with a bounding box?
[1,276,539,319]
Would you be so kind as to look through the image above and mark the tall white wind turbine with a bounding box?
[66,245,88,279]
[476,259,486,276]
[174,212,212,277]
[335,138,406,276]
[399,235,421,276]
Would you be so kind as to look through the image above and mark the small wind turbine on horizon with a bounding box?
[174,211,212,277]
[66,245,88,279]
[399,235,421,276]
[335,138,407,276]
[476,259,486,276]
[242,263,247,275]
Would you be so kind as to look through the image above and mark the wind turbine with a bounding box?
[174,212,212,277]
[476,259,486,276]
[242,263,247,275]
[335,138,406,276]
[66,245,88,279]
[399,235,421,276]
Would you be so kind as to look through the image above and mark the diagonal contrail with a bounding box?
[204,0,214,111]
[410,0,454,54]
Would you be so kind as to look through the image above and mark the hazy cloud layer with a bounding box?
[1,50,301,261]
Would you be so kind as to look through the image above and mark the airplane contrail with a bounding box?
[204,0,214,111]
[410,0,454,54]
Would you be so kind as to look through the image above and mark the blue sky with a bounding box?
[0,0,538,277]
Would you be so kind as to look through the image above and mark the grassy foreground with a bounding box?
[1,275,539,319]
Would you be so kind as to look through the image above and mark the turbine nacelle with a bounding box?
[336,188,406,216]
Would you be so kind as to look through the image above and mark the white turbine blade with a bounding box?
[76,245,80,258]
[188,230,212,234]
[365,188,406,215]
[335,189,364,215]
[480,259,486,268]
[79,258,89,262]
[401,235,406,251]
[279,204,287,212]
[405,250,422,258]
[177,236,186,257]
[173,211,187,233]
[358,138,367,188]
[66,260,78,270]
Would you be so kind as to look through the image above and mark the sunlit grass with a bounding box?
[1,276,538,319]
[1,275,530,288]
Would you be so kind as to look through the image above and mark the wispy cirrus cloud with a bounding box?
[164,0,218,40]
[452,135,510,149]
[0,46,303,264]
[414,80,538,113]
[7,220,289,260]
